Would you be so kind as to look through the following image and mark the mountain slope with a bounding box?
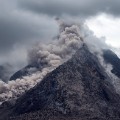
[9,44,120,120]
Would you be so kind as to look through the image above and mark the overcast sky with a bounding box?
[0,0,120,71]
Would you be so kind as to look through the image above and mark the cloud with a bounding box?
[1,0,120,55]
[0,20,84,102]
[0,0,120,75]
[19,0,120,17]
[0,5,58,53]
[86,14,120,57]
[86,14,120,48]
[0,0,58,69]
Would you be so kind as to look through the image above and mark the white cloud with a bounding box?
[86,14,120,48]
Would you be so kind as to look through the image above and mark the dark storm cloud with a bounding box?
[0,17,37,53]
[0,0,58,71]
[0,11,57,54]
[19,0,120,17]
[0,0,58,54]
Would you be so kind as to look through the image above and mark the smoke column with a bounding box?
[0,19,83,103]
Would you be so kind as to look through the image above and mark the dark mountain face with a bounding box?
[9,44,120,120]
[103,50,120,78]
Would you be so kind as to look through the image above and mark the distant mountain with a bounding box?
[10,59,47,81]
[10,64,39,80]
[103,49,120,78]
[5,44,120,120]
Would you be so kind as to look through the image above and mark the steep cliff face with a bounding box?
[9,44,120,120]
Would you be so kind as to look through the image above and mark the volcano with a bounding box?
[0,44,119,120]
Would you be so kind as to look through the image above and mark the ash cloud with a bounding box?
[0,19,83,102]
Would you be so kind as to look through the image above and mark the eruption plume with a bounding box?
[0,19,83,103]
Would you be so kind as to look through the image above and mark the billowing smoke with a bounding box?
[0,19,119,103]
[78,24,120,92]
[0,19,83,103]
